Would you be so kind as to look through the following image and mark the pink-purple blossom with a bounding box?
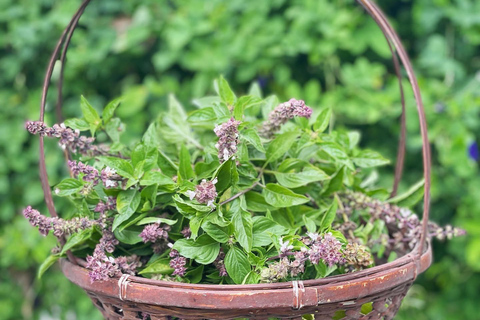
[260,99,313,138]
[68,160,99,185]
[307,232,346,267]
[214,118,241,162]
[188,178,218,208]
[139,223,170,243]
[169,249,187,277]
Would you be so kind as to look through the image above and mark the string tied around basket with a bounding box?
[118,274,131,301]
[292,280,306,310]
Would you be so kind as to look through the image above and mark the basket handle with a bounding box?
[37,0,431,261]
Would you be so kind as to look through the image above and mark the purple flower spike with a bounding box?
[214,118,241,163]
[260,99,312,138]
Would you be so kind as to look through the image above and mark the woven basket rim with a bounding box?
[60,242,431,311]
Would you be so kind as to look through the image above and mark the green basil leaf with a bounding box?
[388,179,425,208]
[303,215,317,233]
[266,131,298,163]
[98,156,135,179]
[241,129,266,153]
[114,228,142,245]
[139,257,173,275]
[214,159,238,193]
[63,118,89,131]
[319,201,338,231]
[185,264,204,284]
[313,108,332,133]
[263,183,309,208]
[187,107,217,127]
[172,234,220,265]
[38,254,61,279]
[54,179,84,197]
[202,221,230,243]
[234,95,261,120]
[225,246,251,284]
[178,145,195,181]
[273,167,330,189]
[113,189,141,231]
[252,216,287,247]
[60,228,93,255]
[245,192,276,212]
[216,76,237,106]
[80,95,101,135]
[102,97,122,124]
[140,171,176,187]
[322,167,345,196]
[353,150,390,168]
[136,217,177,226]
[105,118,122,142]
[232,208,253,252]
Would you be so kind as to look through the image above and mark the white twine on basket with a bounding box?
[118,274,131,301]
[292,280,305,310]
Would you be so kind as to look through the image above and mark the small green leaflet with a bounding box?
[272,167,330,189]
[178,145,195,181]
[388,179,425,207]
[38,254,61,279]
[202,221,230,243]
[80,95,101,135]
[263,183,309,208]
[232,208,253,252]
[224,246,250,284]
[54,179,84,197]
[319,201,337,231]
[98,156,135,179]
[60,228,93,254]
[136,217,177,226]
[63,118,89,131]
[241,129,266,153]
[140,171,176,187]
[113,189,141,231]
[313,108,332,133]
[139,258,173,275]
[216,75,237,106]
[353,150,390,168]
[172,234,220,265]
[233,95,261,120]
[102,97,122,124]
[252,216,287,247]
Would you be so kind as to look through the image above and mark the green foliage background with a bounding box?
[0,0,478,319]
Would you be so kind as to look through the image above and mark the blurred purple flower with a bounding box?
[468,141,479,161]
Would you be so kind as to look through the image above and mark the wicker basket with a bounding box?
[35,0,434,319]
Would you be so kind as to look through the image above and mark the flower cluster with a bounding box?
[139,223,170,243]
[214,118,241,162]
[25,121,107,155]
[68,160,99,185]
[343,242,373,271]
[94,197,117,215]
[85,229,139,283]
[260,99,313,138]
[340,192,466,255]
[261,233,346,282]
[306,232,346,267]
[169,249,187,277]
[101,167,123,188]
[186,178,218,208]
[23,206,94,237]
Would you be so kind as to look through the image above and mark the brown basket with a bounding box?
[35,0,433,319]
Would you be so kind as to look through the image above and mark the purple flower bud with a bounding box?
[213,249,228,277]
[25,121,47,135]
[214,118,241,163]
[307,232,345,267]
[68,160,99,185]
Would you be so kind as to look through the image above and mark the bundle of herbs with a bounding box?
[24,77,464,285]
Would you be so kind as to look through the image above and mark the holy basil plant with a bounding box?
[23,77,464,284]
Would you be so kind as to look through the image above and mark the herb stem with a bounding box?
[219,168,265,206]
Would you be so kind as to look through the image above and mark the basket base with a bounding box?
[85,284,410,320]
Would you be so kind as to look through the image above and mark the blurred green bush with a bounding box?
[0,0,478,319]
